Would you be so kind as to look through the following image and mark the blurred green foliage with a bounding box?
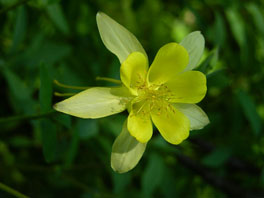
[0,0,264,197]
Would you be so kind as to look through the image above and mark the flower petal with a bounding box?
[173,103,209,130]
[127,101,153,143]
[151,104,190,145]
[120,52,148,95]
[165,71,207,104]
[96,12,147,63]
[147,42,189,85]
[53,87,130,119]
[111,120,147,173]
[180,31,205,71]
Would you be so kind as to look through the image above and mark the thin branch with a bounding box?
[61,174,115,198]
[0,110,56,124]
[0,182,30,198]
[0,0,30,15]
[189,137,261,175]
[54,92,75,97]
[176,153,264,198]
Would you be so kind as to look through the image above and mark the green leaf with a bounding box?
[142,153,165,196]
[100,114,126,136]
[8,136,32,148]
[237,90,262,135]
[39,64,53,112]
[247,3,264,36]
[225,8,246,48]
[53,113,71,129]
[202,148,231,167]
[10,6,27,53]
[76,119,98,140]
[3,68,35,114]
[27,42,72,66]
[212,12,226,47]
[207,70,230,89]
[0,0,16,6]
[3,68,31,101]
[64,130,79,167]
[46,3,70,35]
[112,172,132,193]
[40,119,57,163]
[160,169,179,198]
[199,48,219,74]
[151,136,177,153]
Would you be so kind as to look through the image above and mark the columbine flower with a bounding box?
[54,12,209,173]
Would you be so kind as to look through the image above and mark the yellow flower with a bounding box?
[54,12,209,173]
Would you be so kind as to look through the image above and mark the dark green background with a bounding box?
[0,0,263,197]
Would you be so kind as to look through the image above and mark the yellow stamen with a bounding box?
[54,80,90,90]
[96,76,121,84]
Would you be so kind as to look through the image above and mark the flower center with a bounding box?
[132,83,173,116]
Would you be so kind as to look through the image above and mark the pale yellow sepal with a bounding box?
[54,87,130,119]
[180,31,205,71]
[111,120,147,173]
[96,12,147,63]
[174,103,210,130]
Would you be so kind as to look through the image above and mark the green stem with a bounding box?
[96,77,121,84]
[61,174,115,198]
[0,0,31,15]
[0,182,30,198]
[0,110,56,124]
[54,92,75,97]
[54,80,90,90]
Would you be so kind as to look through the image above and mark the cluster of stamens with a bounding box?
[132,82,175,117]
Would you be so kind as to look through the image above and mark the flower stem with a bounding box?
[0,110,56,124]
[0,182,30,198]
[96,77,121,84]
[54,80,90,90]
[54,92,76,97]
